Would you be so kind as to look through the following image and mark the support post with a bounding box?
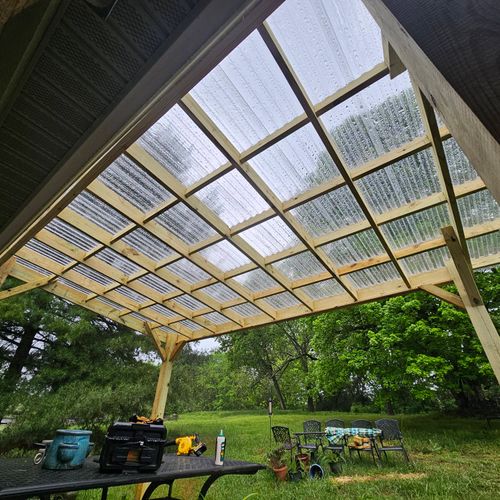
[0,257,15,287]
[442,226,500,383]
[419,284,465,309]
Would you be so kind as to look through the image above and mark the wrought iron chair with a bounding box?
[271,426,297,465]
[348,419,379,464]
[298,420,322,455]
[375,419,410,463]
[323,419,346,454]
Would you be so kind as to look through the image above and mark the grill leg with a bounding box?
[199,473,222,500]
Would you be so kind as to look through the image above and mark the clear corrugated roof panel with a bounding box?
[114,286,148,304]
[267,0,383,105]
[238,217,300,258]
[99,155,173,213]
[400,247,450,275]
[356,149,441,214]
[443,138,479,185]
[94,248,141,276]
[322,229,385,266]
[57,278,92,295]
[347,262,400,288]
[121,228,176,263]
[381,204,450,249]
[322,72,424,169]
[248,123,341,202]
[129,312,151,323]
[166,258,211,284]
[73,264,115,286]
[172,294,206,311]
[46,218,98,252]
[195,170,270,227]
[458,191,500,228]
[136,273,177,295]
[149,304,178,319]
[96,296,123,310]
[263,291,301,309]
[299,278,344,300]
[201,283,240,303]
[154,202,216,245]
[232,268,279,292]
[190,30,303,152]
[25,239,73,266]
[291,185,366,237]
[230,302,262,317]
[159,326,177,335]
[467,233,500,259]
[69,191,130,235]
[198,240,251,272]
[272,251,325,280]
[17,257,54,276]
[137,104,227,187]
[179,319,203,331]
[203,311,231,325]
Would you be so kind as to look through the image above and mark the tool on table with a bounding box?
[166,434,207,456]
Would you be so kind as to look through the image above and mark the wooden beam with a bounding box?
[382,35,405,78]
[0,256,15,287]
[0,275,54,300]
[442,225,500,382]
[362,0,500,204]
[419,284,465,309]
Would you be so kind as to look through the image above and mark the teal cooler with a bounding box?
[43,429,93,470]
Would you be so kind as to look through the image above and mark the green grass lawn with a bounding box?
[68,411,500,499]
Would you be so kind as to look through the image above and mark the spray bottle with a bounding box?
[214,429,226,465]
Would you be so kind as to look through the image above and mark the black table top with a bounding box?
[0,455,265,499]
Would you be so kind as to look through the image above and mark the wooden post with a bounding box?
[442,226,500,383]
[0,257,15,288]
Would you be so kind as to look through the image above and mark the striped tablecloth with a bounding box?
[325,427,382,444]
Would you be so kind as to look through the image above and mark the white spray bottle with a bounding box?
[214,429,226,465]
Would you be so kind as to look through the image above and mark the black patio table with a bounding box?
[0,454,265,500]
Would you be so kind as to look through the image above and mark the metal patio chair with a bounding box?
[323,419,346,454]
[271,426,297,465]
[297,419,322,455]
[348,419,379,464]
[375,419,410,463]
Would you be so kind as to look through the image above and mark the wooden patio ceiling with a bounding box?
[3,0,499,346]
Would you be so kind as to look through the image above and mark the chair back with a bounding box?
[326,419,344,428]
[303,419,321,433]
[272,426,292,447]
[375,419,402,440]
[351,419,372,429]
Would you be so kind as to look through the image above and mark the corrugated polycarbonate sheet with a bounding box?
[46,218,98,252]
[291,185,365,237]
[57,277,92,295]
[25,239,73,266]
[201,283,240,303]
[322,229,385,266]
[467,233,500,259]
[121,228,176,263]
[232,268,279,292]
[99,155,173,213]
[263,291,300,309]
[195,170,270,227]
[381,204,450,249]
[166,258,210,284]
[443,138,479,185]
[190,30,303,152]
[203,312,231,325]
[457,191,500,228]
[137,104,227,187]
[400,247,450,275]
[115,286,148,304]
[347,262,400,288]
[272,251,325,281]
[69,191,130,235]
[248,123,341,202]
[159,326,177,335]
[149,303,178,319]
[322,72,424,169]
[73,264,115,286]
[238,217,300,257]
[130,312,151,323]
[96,297,123,310]
[136,273,177,295]
[356,149,441,214]
[299,278,344,300]
[180,319,203,331]
[154,203,216,245]
[229,302,262,317]
[17,257,54,277]
[94,248,141,276]
[198,240,251,272]
[268,0,383,105]
[173,294,205,311]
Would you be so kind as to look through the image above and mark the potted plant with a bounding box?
[327,451,343,475]
[266,447,288,481]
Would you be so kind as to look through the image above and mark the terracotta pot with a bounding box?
[273,465,288,481]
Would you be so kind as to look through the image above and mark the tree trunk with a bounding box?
[2,325,37,390]
[271,374,287,410]
[386,399,395,415]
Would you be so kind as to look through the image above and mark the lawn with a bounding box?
[57,411,500,499]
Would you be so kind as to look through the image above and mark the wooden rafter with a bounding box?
[419,284,465,309]
[0,275,55,301]
[0,256,15,287]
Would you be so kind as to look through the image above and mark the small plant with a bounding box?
[266,447,286,469]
